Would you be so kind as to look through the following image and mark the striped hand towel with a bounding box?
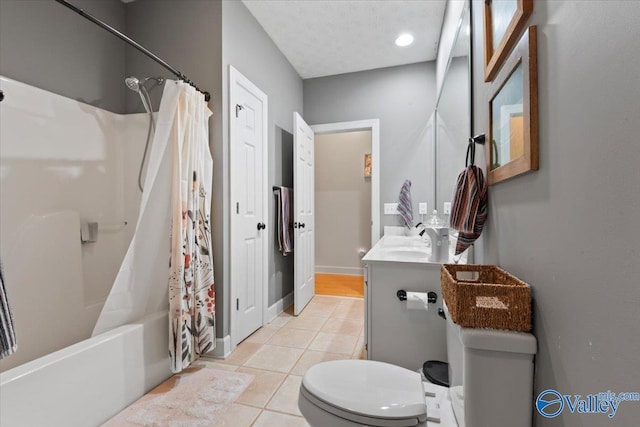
[398,179,413,228]
[450,165,488,255]
[275,186,293,255]
[0,261,17,359]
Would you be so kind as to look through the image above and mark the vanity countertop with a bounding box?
[362,234,467,265]
[363,235,439,265]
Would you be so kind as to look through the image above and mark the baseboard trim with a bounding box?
[266,291,294,324]
[206,334,231,359]
[315,266,364,276]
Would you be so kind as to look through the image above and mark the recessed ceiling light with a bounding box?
[395,33,414,47]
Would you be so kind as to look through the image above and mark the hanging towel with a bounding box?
[450,164,488,255]
[0,261,17,359]
[275,186,293,255]
[398,179,413,228]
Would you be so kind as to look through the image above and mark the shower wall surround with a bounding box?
[0,77,147,371]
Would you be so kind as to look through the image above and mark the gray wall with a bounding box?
[1,0,299,347]
[470,1,640,426]
[222,0,304,334]
[315,131,372,273]
[125,0,224,336]
[304,62,437,236]
[0,0,126,113]
[125,0,222,118]
[272,128,295,304]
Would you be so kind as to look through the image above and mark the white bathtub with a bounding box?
[0,312,172,427]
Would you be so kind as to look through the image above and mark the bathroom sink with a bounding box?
[381,235,426,247]
[381,247,430,259]
[362,234,435,264]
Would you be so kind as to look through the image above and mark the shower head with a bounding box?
[126,76,153,115]
[125,76,141,92]
[126,76,163,193]
[125,76,164,92]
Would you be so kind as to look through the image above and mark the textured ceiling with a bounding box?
[241,0,447,79]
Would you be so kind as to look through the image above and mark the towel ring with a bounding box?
[466,134,486,167]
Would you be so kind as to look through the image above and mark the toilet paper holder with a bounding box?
[397,290,437,304]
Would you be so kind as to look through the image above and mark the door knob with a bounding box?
[299,223,306,229]
[257,222,266,230]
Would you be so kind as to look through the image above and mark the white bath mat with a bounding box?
[102,363,254,426]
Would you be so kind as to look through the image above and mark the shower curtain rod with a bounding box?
[54,0,211,102]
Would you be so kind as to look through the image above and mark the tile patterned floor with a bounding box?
[110,295,365,426]
[210,295,366,426]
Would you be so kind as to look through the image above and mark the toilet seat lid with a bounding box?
[302,360,426,420]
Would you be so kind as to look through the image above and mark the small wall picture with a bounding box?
[486,26,538,185]
[364,153,372,177]
[484,0,533,82]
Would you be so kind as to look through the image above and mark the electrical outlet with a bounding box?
[443,202,451,215]
[384,203,399,215]
[419,203,428,214]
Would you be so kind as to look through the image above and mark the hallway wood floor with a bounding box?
[315,274,364,298]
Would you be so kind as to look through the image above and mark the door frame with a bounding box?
[311,119,381,245]
[229,65,269,348]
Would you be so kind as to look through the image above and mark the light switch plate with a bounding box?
[443,202,451,215]
[419,203,428,214]
[384,203,399,215]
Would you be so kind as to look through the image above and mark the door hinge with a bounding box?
[236,298,239,310]
[235,104,244,117]
[236,202,239,214]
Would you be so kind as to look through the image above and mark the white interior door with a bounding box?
[230,67,268,344]
[293,112,315,315]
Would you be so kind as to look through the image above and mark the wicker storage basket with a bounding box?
[441,264,531,332]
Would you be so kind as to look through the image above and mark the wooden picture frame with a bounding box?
[484,0,533,82]
[486,26,538,185]
[364,153,372,177]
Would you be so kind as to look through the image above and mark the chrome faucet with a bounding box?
[420,227,449,263]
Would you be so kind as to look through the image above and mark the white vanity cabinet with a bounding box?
[363,240,448,370]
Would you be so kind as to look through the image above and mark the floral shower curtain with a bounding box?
[168,84,215,373]
[92,81,215,373]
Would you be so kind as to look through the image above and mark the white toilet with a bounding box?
[299,305,537,427]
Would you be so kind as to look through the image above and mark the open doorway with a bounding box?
[311,120,379,297]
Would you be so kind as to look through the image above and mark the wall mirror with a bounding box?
[486,26,537,185]
[435,2,471,216]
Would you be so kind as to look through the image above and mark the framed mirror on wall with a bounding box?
[484,0,533,82]
[434,1,471,215]
[486,26,538,185]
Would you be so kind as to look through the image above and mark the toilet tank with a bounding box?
[444,306,464,425]
[444,304,537,427]
[460,327,537,427]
